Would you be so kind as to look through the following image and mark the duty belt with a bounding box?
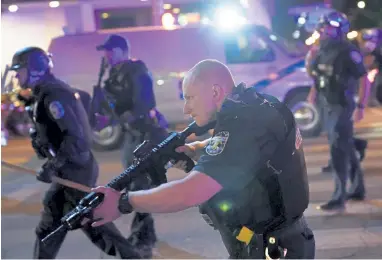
[235,215,306,245]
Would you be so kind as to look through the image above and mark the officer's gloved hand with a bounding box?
[36,161,56,184]
[17,93,34,106]
[31,139,47,159]
[29,128,47,159]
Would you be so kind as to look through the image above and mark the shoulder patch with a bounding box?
[350,51,362,64]
[205,131,229,156]
[48,101,65,119]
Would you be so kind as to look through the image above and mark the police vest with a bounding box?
[104,62,134,116]
[313,43,349,105]
[104,60,156,117]
[199,94,309,234]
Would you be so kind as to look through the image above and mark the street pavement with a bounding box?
[1,108,382,259]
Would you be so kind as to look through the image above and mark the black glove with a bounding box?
[31,139,47,159]
[29,128,47,159]
[17,94,34,106]
[36,161,56,184]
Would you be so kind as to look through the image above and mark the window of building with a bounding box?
[95,7,152,30]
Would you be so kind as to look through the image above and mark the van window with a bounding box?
[268,32,307,57]
[224,30,275,64]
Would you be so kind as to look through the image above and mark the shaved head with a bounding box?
[183,59,235,92]
[182,59,236,126]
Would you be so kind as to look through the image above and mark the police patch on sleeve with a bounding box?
[350,51,362,64]
[48,101,65,119]
[205,131,229,156]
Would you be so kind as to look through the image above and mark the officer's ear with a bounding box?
[212,84,218,98]
[112,47,124,59]
[212,84,223,100]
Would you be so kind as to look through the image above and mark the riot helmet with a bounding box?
[317,11,350,40]
[360,28,381,53]
[10,47,53,89]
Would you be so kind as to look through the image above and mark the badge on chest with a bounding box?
[205,131,230,156]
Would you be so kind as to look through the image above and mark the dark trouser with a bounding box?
[320,94,367,167]
[121,124,169,252]
[34,183,141,259]
[324,138,367,167]
[219,216,315,259]
[326,103,365,204]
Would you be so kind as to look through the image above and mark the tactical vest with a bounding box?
[104,62,134,116]
[313,43,348,105]
[104,60,156,117]
[199,95,309,234]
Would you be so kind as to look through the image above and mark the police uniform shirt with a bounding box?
[193,84,285,191]
[331,41,366,82]
[344,45,367,79]
[315,40,367,104]
[33,76,97,186]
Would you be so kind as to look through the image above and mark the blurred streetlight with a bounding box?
[162,13,175,30]
[8,5,18,12]
[163,4,171,10]
[298,17,306,25]
[214,7,248,31]
[347,30,358,39]
[49,1,60,8]
[357,1,366,9]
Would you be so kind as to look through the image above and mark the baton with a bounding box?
[1,160,91,193]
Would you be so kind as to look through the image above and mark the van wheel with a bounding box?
[285,91,323,138]
[92,124,124,151]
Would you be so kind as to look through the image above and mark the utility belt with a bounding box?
[315,75,349,106]
[239,216,304,252]
[201,209,304,259]
[235,215,305,243]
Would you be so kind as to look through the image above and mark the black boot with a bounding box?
[354,138,368,161]
[317,200,345,212]
[322,159,333,173]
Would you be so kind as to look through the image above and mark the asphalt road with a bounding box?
[2,108,382,259]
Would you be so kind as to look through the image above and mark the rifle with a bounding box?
[97,57,108,88]
[41,120,215,243]
[89,57,111,127]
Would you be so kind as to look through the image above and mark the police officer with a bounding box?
[88,59,316,259]
[96,34,169,257]
[360,28,382,106]
[10,46,142,259]
[306,40,368,174]
[306,12,370,211]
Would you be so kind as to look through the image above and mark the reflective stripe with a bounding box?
[252,59,306,91]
